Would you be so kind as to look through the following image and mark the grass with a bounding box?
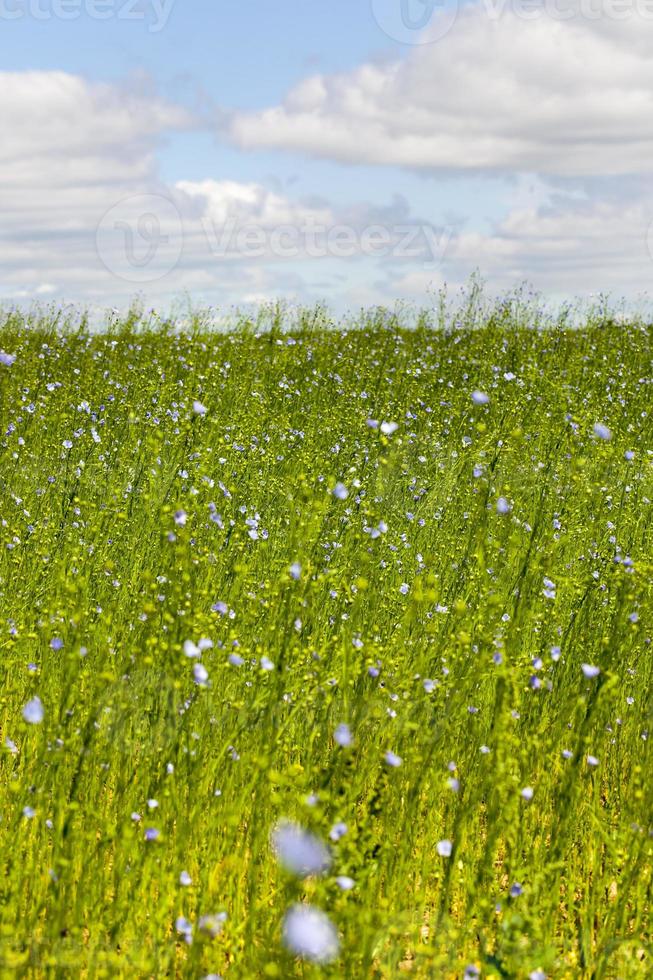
[0,301,651,977]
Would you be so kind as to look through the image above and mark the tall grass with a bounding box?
[0,304,650,977]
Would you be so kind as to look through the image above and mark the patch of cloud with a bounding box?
[0,73,453,311]
[1,68,652,314]
[226,11,653,178]
[378,190,653,305]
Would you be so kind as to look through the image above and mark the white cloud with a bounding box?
[0,72,444,309]
[227,10,653,177]
[0,72,333,306]
[0,70,190,266]
[1,66,652,313]
[0,71,189,182]
[176,179,335,229]
[380,190,653,303]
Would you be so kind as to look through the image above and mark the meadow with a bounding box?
[0,300,651,977]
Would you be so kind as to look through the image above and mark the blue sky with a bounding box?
[2,2,417,93]
[1,0,652,312]
[3,0,491,211]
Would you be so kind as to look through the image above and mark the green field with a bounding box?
[0,305,651,977]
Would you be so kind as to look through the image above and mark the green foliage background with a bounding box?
[0,306,651,977]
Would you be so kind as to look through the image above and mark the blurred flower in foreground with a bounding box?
[329,821,347,842]
[282,904,339,964]
[593,422,612,441]
[193,663,209,686]
[334,723,352,747]
[335,875,355,890]
[22,697,44,724]
[198,912,227,938]
[175,916,193,944]
[272,821,331,877]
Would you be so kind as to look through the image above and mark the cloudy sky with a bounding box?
[3,0,653,313]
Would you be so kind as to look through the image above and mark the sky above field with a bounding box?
[2,1,653,314]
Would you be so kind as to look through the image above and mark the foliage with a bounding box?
[0,307,651,977]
